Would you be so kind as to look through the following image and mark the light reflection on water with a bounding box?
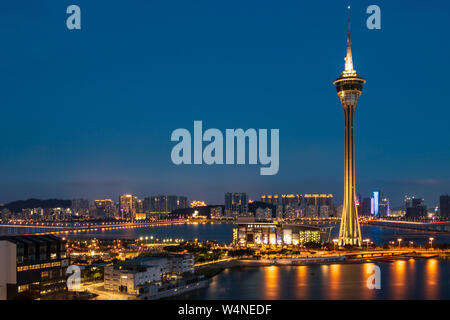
[425,259,439,300]
[263,266,280,300]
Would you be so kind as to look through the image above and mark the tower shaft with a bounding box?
[339,95,361,245]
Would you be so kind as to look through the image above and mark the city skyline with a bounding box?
[1,1,450,207]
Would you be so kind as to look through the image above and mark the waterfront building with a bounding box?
[104,254,195,294]
[333,7,365,246]
[440,195,450,218]
[233,218,321,248]
[0,235,69,300]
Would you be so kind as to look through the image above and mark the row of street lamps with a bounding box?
[331,237,436,249]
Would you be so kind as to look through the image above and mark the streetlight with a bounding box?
[397,238,402,248]
[363,239,370,250]
[429,237,434,248]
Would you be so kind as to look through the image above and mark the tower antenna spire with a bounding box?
[347,5,351,46]
[344,5,354,74]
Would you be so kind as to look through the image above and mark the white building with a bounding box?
[104,264,161,295]
[104,254,194,295]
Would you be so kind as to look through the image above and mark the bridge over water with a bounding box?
[367,220,450,233]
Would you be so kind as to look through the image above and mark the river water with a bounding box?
[176,259,450,300]
[2,222,449,299]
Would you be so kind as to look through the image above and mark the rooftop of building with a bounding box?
[0,234,64,245]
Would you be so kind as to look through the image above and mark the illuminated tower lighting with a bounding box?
[333,6,365,246]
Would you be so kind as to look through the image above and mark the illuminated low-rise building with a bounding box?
[232,219,321,248]
[104,253,194,295]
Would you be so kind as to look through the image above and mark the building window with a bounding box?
[18,284,29,293]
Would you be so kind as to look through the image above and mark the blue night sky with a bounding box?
[0,0,449,207]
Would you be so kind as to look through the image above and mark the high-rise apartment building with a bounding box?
[94,199,116,218]
[178,196,188,209]
[167,195,178,213]
[225,193,248,216]
[71,198,89,215]
[440,195,450,218]
[405,196,426,219]
[302,194,334,218]
[119,194,139,219]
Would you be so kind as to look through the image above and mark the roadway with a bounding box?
[73,281,135,300]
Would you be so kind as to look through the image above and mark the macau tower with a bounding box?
[333,7,365,246]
